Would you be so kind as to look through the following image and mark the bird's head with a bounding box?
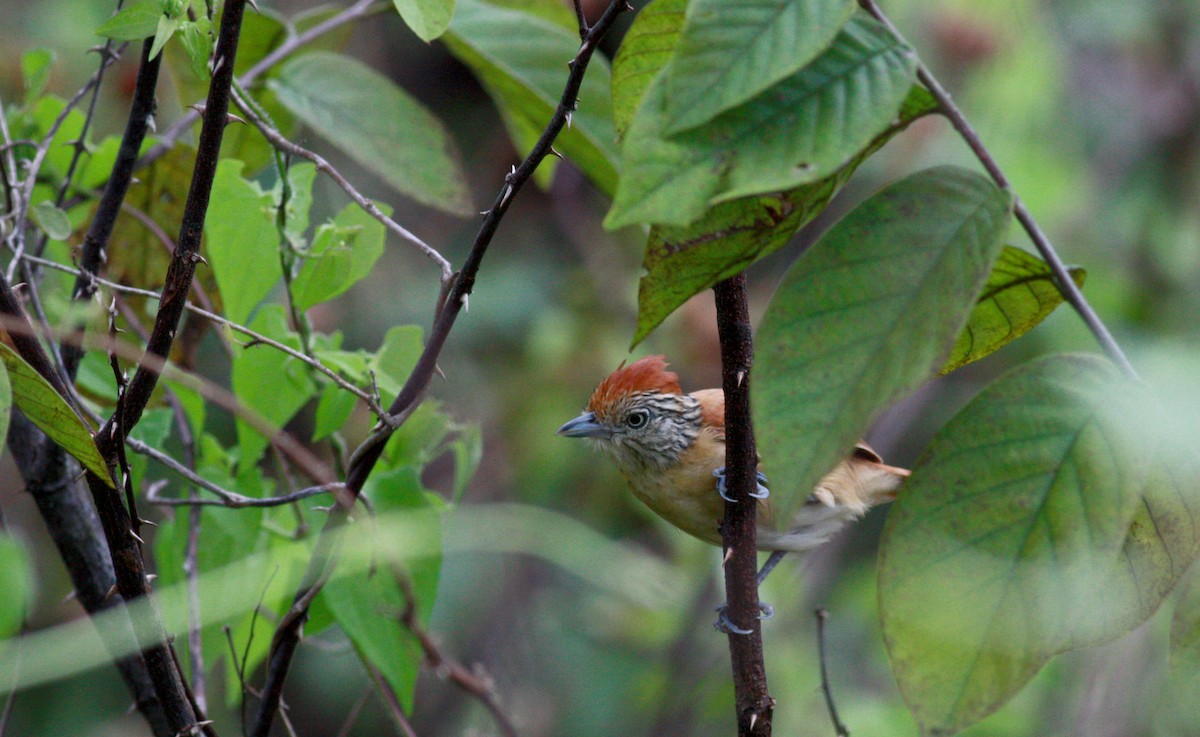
[557,355,703,472]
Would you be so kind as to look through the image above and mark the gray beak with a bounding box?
[556,411,610,438]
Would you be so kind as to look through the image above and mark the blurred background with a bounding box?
[1,0,1199,735]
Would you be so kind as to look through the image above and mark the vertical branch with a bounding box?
[712,273,773,737]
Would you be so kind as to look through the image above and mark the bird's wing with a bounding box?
[689,389,726,442]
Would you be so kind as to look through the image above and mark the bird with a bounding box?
[557,355,909,580]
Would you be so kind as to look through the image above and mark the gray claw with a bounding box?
[713,602,775,634]
[713,467,736,503]
[750,471,770,499]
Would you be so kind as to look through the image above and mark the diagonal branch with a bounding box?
[858,0,1137,380]
[248,2,631,734]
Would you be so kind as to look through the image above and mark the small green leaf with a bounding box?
[0,361,10,448]
[149,12,182,60]
[880,354,1200,736]
[269,52,472,215]
[95,0,162,41]
[280,162,317,246]
[611,0,686,139]
[291,202,388,311]
[0,344,111,486]
[941,246,1086,375]
[230,306,318,469]
[755,166,1012,524]
[204,160,281,326]
[177,18,214,80]
[606,14,916,229]
[393,0,456,41]
[444,0,619,195]
[663,0,855,134]
[313,382,357,441]
[21,49,55,101]
[632,85,937,346]
[370,325,424,397]
[0,534,31,638]
[30,200,72,241]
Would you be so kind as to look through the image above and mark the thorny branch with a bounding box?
[248,2,631,734]
[857,0,1138,380]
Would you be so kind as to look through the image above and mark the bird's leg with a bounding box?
[712,467,770,502]
[757,550,787,586]
[713,601,775,635]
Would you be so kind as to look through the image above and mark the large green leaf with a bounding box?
[941,246,1086,375]
[610,0,686,139]
[269,52,472,215]
[663,0,854,134]
[95,0,161,40]
[754,166,1012,524]
[205,160,281,326]
[230,306,318,469]
[605,14,916,229]
[393,0,456,41]
[633,86,937,347]
[880,354,1200,736]
[443,0,619,195]
[291,201,388,311]
[0,344,110,486]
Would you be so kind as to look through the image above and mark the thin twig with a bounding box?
[248,3,632,734]
[815,609,849,737]
[857,0,1137,380]
[230,86,453,286]
[397,574,519,737]
[144,476,344,508]
[366,664,421,737]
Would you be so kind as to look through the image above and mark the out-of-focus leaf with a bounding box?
[204,160,280,326]
[313,382,357,441]
[177,17,213,79]
[29,201,72,241]
[633,85,937,346]
[21,49,55,101]
[270,52,472,215]
[291,202,388,311]
[880,354,1200,736]
[149,12,182,60]
[393,0,455,41]
[0,535,31,638]
[323,467,440,713]
[663,0,854,134]
[0,344,111,485]
[95,0,161,40]
[370,325,424,397]
[755,166,1012,525]
[605,14,916,229]
[230,306,318,469]
[610,0,686,139]
[942,246,1086,374]
[444,0,619,195]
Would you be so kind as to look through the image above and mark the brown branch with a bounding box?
[713,273,773,736]
[249,1,631,733]
[857,0,1137,380]
[815,609,849,737]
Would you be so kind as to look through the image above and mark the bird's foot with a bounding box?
[713,601,775,634]
[712,467,770,502]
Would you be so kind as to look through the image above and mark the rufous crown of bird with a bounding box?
[557,355,909,632]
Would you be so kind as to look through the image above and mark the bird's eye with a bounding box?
[626,409,650,429]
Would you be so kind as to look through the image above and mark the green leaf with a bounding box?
[611,0,686,139]
[370,325,424,397]
[291,202,388,311]
[231,306,318,469]
[663,0,855,134]
[941,246,1086,375]
[444,0,619,195]
[0,535,31,638]
[204,159,281,325]
[313,382,357,441]
[1171,565,1200,723]
[633,85,937,346]
[280,162,317,246]
[755,166,1012,524]
[0,344,111,485]
[95,0,162,40]
[879,354,1200,736]
[149,12,182,60]
[605,14,917,229]
[177,18,214,80]
[322,467,440,712]
[393,0,456,41]
[21,49,55,101]
[269,52,472,215]
[0,362,9,452]
[29,200,72,241]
